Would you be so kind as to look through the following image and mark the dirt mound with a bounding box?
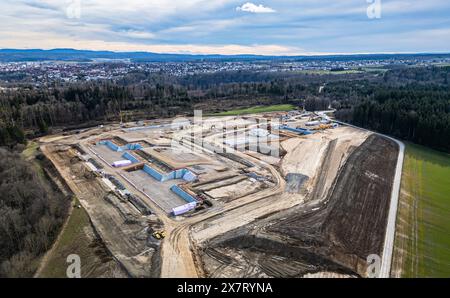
[200,135,399,277]
[271,134,398,274]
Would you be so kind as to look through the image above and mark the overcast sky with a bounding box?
[1,0,449,55]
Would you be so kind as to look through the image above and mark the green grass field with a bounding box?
[38,198,116,278]
[361,67,389,73]
[431,62,450,67]
[22,141,39,159]
[38,198,86,277]
[297,69,363,75]
[22,141,46,179]
[394,143,450,277]
[211,104,296,116]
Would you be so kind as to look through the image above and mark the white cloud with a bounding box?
[236,2,276,13]
[119,30,156,40]
[0,30,306,55]
[1,0,449,54]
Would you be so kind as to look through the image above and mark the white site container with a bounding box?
[112,160,132,167]
[305,121,320,126]
[172,202,197,216]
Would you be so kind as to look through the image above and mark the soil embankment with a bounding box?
[200,135,399,277]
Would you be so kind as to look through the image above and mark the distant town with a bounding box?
[1,51,449,85]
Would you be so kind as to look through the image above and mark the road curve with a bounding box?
[333,120,405,278]
[159,133,286,278]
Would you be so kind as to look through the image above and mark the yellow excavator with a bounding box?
[313,124,332,131]
[152,230,166,240]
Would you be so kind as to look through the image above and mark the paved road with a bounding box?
[333,120,405,278]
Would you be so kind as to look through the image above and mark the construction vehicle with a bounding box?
[152,230,166,240]
[313,124,333,131]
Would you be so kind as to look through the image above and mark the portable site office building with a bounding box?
[172,202,197,216]
[112,160,132,167]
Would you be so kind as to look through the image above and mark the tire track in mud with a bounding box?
[309,138,337,202]
[199,134,399,277]
[162,134,286,277]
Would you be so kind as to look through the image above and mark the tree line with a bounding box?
[0,66,449,151]
[0,149,70,277]
[329,69,450,152]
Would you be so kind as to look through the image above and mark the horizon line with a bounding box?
[1,47,450,58]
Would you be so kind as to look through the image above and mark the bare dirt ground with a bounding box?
[280,127,369,194]
[41,144,160,277]
[198,134,398,277]
[39,113,399,278]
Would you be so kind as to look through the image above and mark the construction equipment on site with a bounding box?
[152,230,166,240]
[313,124,333,131]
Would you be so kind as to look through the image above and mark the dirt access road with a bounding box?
[77,129,285,278]
[199,133,400,277]
[159,135,286,277]
[41,115,402,278]
[334,121,405,278]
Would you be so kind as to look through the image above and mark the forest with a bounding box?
[0,65,449,151]
[0,64,448,277]
[0,149,70,277]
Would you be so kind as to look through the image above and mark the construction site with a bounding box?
[38,109,401,278]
